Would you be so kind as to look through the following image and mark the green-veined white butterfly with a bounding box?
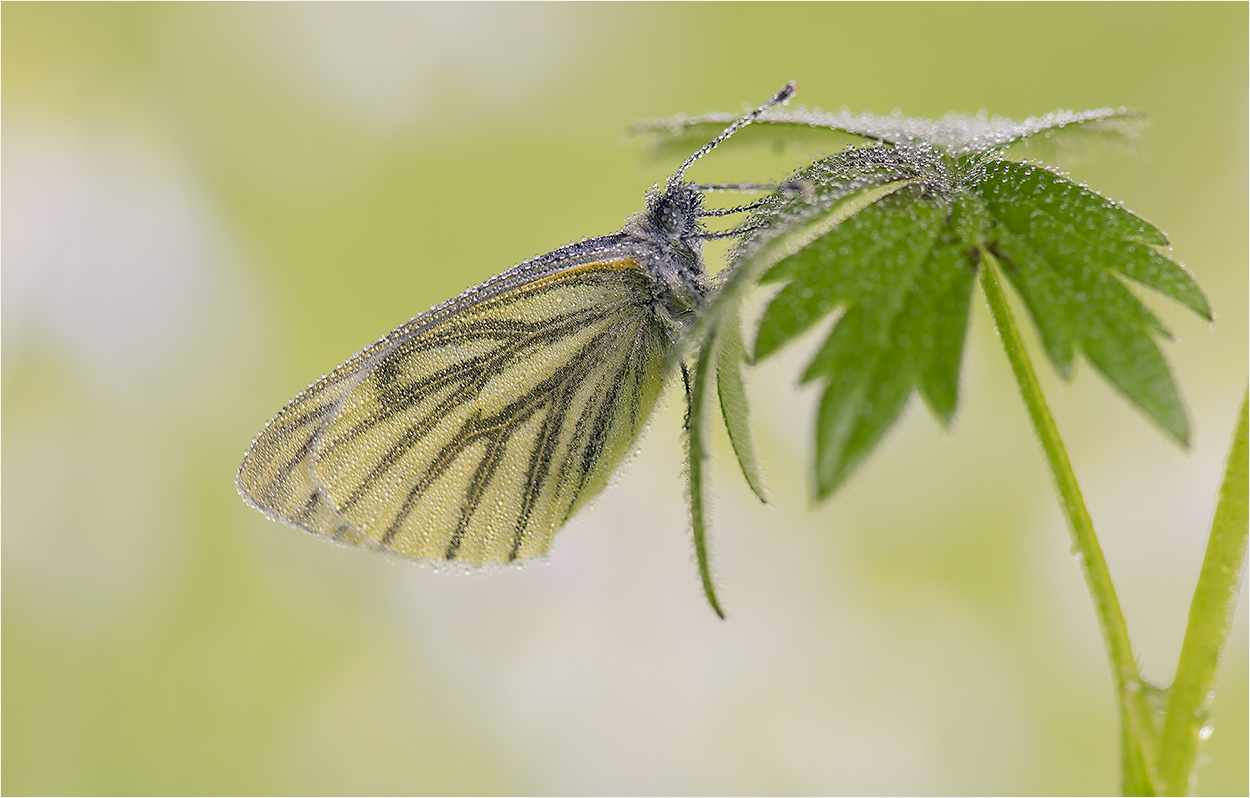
[237,83,794,565]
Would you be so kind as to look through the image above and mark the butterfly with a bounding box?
[237,83,794,567]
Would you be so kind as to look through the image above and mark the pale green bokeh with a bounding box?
[3,4,1245,794]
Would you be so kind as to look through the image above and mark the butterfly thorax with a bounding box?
[625,180,710,338]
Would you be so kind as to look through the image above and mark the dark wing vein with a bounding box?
[376,323,624,546]
[323,304,606,460]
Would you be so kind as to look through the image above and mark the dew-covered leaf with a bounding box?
[748,174,987,495]
[992,228,1080,378]
[687,146,928,356]
[980,160,1206,444]
[714,308,768,503]
[742,156,1014,493]
[754,186,946,361]
[981,160,1209,319]
[806,304,916,497]
[686,341,726,619]
[909,196,985,423]
[635,105,1148,158]
[630,117,867,165]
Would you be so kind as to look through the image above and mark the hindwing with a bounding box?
[237,256,671,563]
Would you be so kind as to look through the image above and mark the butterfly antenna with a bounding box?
[669,81,796,186]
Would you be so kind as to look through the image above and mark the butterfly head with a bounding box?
[645,179,707,239]
[629,83,797,333]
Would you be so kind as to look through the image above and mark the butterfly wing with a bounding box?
[238,251,671,563]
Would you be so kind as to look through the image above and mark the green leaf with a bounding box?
[980,160,1206,445]
[685,346,727,619]
[754,186,941,360]
[635,105,1148,158]
[990,227,1080,377]
[714,309,768,503]
[908,198,982,423]
[750,182,956,496]
[1159,389,1249,793]
[981,160,1209,318]
[749,178,994,495]
[807,305,917,497]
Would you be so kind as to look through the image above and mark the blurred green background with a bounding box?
[3,3,1246,794]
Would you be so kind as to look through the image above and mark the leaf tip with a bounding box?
[1154,404,1191,450]
[1170,422,1192,451]
[931,407,957,431]
[814,462,852,503]
[1055,359,1076,383]
[919,387,959,429]
[751,338,774,365]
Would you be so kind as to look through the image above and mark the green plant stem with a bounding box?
[1158,389,1249,795]
[979,251,1157,794]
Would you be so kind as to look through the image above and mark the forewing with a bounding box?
[247,258,671,564]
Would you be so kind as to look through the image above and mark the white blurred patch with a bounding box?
[2,412,185,631]
[2,117,259,630]
[254,4,568,130]
[2,124,220,394]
